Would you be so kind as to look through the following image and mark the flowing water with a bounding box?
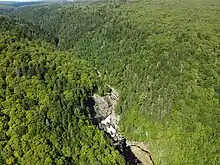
[85,88,154,165]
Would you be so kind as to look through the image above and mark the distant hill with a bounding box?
[0,1,46,7]
[0,0,70,8]
[0,0,102,8]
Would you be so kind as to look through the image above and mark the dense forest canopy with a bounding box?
[0,15,55,44]
[1,0,220,164]
[0,16,125,165]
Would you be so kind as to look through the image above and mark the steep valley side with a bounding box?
[86,87,154,165]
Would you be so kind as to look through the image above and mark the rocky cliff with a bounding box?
[87,87,154,165]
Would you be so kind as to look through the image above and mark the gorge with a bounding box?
[86,88,154,165]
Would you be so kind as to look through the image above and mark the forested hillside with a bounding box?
[12,2,115,49]
[0,16,125,165]
[0,15,55,44]
[2,0,220,164]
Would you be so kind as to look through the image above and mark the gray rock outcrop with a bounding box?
[89,87,154,165]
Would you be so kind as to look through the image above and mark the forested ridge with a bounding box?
[1,0,220,164]
[0,16,125,165]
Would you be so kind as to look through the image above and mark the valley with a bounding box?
[0,0,220,164]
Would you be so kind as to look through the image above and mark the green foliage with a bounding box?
[12,3,116,49]
[0,15,55,44]
[4,0,220,164]
[0,30,125,164]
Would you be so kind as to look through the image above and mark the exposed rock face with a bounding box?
[92,89,123,143]
[92,89,118,117]
[87,88,154,165]
[127,141,154,165]
[129,146,154,165]
[92,94,113,119]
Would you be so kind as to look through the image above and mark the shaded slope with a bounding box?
[11,2,116,49]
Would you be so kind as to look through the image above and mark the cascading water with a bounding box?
[85,88,154,165]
